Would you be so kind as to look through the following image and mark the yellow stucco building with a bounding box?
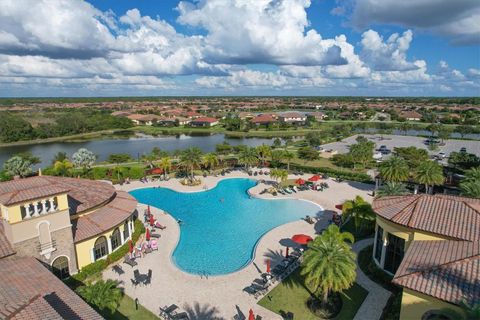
[0,175,138,278]
[372,194,480,320]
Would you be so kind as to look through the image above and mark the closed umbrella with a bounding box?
[248,309,255,320]
[149,214,155,227]
[291,234,313,245]
[146,228,151,241]
[148,205,151,215]
[266,260,271,273]
[285,247,289,258]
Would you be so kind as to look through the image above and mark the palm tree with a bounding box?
[413,160,444,194]
[179,147,203,181]
[301,225,356,306]
[379,156,409,183]
[320,224,355,245]
[238,147,258,171]
[159,156,172,180]
[283,150,295,172]
[203,153,219,173]
[256,144,271,167]
[53,159,73,177]
[377,181,409,197]
[76,279,123,314]
[270,168,288,185]
[460,167,480,198]
[342,196,376,232]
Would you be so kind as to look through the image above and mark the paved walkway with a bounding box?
[352,238,392,320]
[103,172,374,319]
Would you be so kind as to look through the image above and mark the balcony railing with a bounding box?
[36,239,57,254]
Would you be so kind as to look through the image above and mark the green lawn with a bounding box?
[258,269,368,320]
[100,294,159,320]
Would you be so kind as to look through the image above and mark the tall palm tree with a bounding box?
[256,144,271,167]
[159,156,172,180]
[179,147,203,181]
[460,167,480,198]
[283,150,295,172]
[377,181,409,197]
[76,279,123,314]
[301,225,356,306]
[379,156,410,183]
[342,196,375,231]
[238,147,258,171]
[413,160,444,194]
[270,168,288,185]
[320,224,355,246]
[203,153,219,173]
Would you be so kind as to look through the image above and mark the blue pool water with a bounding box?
[129,178,323,275]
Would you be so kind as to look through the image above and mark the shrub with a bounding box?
[289,163,373,183]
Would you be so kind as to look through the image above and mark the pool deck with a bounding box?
[105,171,374,319]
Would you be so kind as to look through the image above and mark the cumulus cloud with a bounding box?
[360,29,419,71]
[177,0,348,66]
[349,0,480,44]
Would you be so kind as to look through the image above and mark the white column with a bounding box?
[131,218,135,233]
[120,228,125,244]
[107,237,112,254]
[49,198,55,212]
[380,232,388,268]
[128,221,132,239]
[24,204,32,219]
[41,200,47,214]
[33,202,40,217]
[90,248,95,262]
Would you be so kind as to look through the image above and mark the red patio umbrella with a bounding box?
[295,178,306,185]
[149,214,155,226]
[266,260,271,273]
[285,247,289,258]
[128,240,133,254]
[335,204,343,211]
[146,228,151,241]
[308,174,321,182]
[248,309,255,320]
[292,234,313,245]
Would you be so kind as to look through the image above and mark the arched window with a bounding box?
[123,221,129,240]
[52,256,70,279]
[94,236,108,260]
[111,228,121,251]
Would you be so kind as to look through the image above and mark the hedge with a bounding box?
[287,163,374,184]
[68,219,145,284]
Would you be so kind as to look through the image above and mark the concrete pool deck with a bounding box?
[104,171,374,319]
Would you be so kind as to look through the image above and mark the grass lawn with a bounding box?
[258,269,368,320]
[99,294,159,320]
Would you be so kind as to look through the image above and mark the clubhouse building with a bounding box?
[0,175,138,278]
[372,194,480,320]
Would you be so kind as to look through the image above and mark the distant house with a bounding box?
[111,111,130,117]
[175,117,191,126]
[184,111,203,119]
[189,117,219,127]
[250,114,277,126]
[400,110,423,121]
[156,117,177,126]
[238,112,255,120]
[308,111,327,121]
[127,114,160,126]
[278,112,307,124]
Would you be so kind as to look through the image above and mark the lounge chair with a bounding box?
[150,233,161,238]
[154,221,166,229]
[112,265,124,275]
[123,254,137,267]
[161,304,178,316]
[151,240,158,251]
[144,269,152,285]
[172,312,189,320]
[130,278,139,287]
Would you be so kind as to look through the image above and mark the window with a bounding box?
[94,236,108,260]
[374,226,384,262]
[111,228,121,251]
[52,256,69,279]
[123,221,129,241]
[384,233,405,274]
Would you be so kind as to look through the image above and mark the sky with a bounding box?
[0,0,479,97]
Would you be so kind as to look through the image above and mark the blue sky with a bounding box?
[0,0,479,97]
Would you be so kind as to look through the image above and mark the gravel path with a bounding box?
[352,238,392,320]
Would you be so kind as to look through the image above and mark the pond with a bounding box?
[0,134,275,168]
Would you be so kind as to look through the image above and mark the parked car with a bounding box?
[438,152,446,159]
[460,147,467,153]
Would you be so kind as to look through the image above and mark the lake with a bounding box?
[0,134,275,168]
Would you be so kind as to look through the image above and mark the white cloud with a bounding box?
[349,0,480,44]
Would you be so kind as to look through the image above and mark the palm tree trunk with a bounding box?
[322,290,329,307]
[414,184,419,194]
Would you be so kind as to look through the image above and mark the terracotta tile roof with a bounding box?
[0,220,15,259]
[0,256,102,319]
[0,177,70,206]
[393,240,480,306]
[251,114,277,124]
[72,191,137,242]
[190,117,218,123]
[372,195,480,241]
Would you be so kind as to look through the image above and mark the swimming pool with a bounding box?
[129,178,323,275]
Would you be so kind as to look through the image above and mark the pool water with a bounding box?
[129,178,323,275]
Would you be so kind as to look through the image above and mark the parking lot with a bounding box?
[320,134,480,159]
